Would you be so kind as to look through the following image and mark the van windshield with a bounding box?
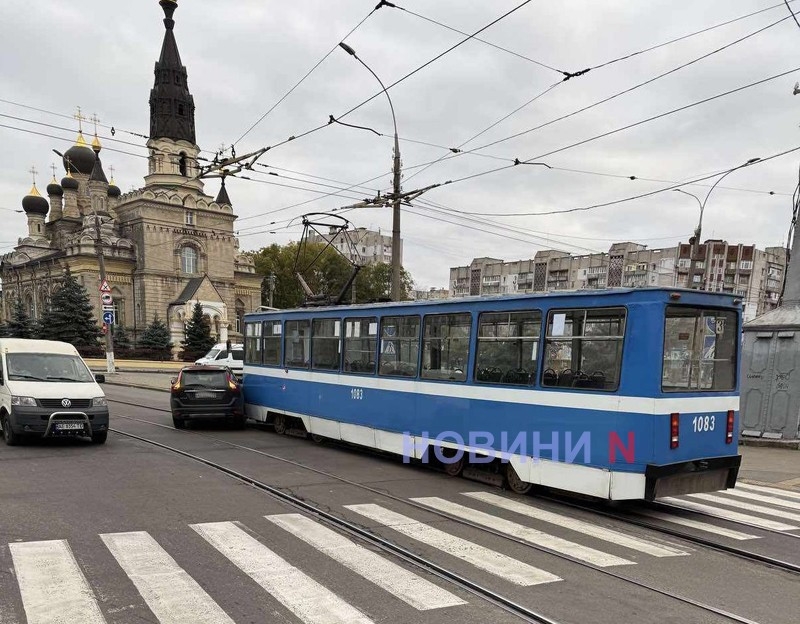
[203,348,222,360]
[6,353,95,383]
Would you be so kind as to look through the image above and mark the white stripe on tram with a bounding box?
[718,489,800,512]
[736,482,800,502]
[684,493,800,524]
[411,497,633,567]
[660,498,798,531]
[191,522,374,624]
[243,366,739,415]
[265,514,465,610]
[345,504,560,586]
[633,510,760,541]
[9,540,106,624]
[463,492,688,557]
[100,531,234,624]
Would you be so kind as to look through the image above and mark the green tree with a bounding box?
[181,302,215,360]
[137,314,173,360]
[7,297,34,339]
[113,325,132,350]
[38,270,100,346]
[250,243,413,307]
[354,262,414,303]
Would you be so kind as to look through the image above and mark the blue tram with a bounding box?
[242,288,741,500]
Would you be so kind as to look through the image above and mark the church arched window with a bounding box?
[179,153,188,176]
[180,246,198,274]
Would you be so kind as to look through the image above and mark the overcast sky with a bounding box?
[2,0,799,289]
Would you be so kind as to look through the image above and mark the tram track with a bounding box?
[107,398,783,623]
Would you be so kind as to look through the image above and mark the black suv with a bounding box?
[170,366,245,429]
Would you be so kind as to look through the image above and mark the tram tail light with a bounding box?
[670,413,680,449]
[726,410,735,444]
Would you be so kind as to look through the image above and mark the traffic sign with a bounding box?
[102,311,115,325]
[99,279,111,293]
[102,305,115,311]
[101,293,113,305]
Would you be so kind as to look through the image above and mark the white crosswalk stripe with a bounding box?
[411,497,634,567]
[100,531,234,624]
[346,503,561,586]
[633,510,760,540]
[463,492,688,557]
[719,488,800,512]
[685,492,800,524]
[265,513,466,610]
[736,482,800,503]
[660,497,798,531]
[191,521,375,624]
[9,540,107,624]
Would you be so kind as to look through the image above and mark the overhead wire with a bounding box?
[785,0,800,30]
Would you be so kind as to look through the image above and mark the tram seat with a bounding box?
[558,369,574,387]
[501,368,530,385]
[477,367,503,383]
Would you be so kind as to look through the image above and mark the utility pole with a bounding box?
[390,134,402,302]
[94,215,115,373]
[267,272,276,308]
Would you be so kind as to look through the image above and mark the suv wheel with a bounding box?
[173,417,186,429]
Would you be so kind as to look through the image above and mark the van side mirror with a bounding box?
[170,377,177,385]
[95,374,106,384]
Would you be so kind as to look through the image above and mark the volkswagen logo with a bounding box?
[61,398,71,408]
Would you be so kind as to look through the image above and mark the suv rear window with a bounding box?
[181,370,228,389]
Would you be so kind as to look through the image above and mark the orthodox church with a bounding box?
[0,0,262,349]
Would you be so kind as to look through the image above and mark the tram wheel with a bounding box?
[443,453,465,477]
[273,414,287,435]
[505,463,532,494]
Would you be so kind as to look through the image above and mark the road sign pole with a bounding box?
[94,215,115,373]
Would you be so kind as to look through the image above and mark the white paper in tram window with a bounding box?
[369,322,378,335]
[274,324,282,335]
[552,314,566,336]
[354,323,361,338]
[334,322,341,337]
[346,323,353,338]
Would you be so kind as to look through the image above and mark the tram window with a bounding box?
[344,317,378,374]
[475,311,541,386]
[284,319,311,368]
[244,321,262,365]
[263,321,282,366]
[379,316,420,378]
[421,313,471,382]
[662,306,737,392]
[542,308,625,391]
[312,319,341,371]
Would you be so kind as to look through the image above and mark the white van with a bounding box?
[194,343,243,374]
[0,339,109,445]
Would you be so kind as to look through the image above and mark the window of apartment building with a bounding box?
[311,319,341,371]
[677,259,690,269]
[740,261,753,270]
[694,261,705,269]
[475,311,541,385]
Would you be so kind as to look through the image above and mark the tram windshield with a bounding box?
[662,306,738,392]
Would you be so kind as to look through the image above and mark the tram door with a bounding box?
[740,329,800,439]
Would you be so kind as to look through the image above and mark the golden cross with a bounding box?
[73,106,87,133]
[50,163,57,179]
[28,165,38,185]
[90,113,101,136]
[109,164,115,179]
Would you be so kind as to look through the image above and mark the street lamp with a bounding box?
[339,42,404,301]
[674,158,760,289]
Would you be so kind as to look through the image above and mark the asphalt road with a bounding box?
[0,384,798,624]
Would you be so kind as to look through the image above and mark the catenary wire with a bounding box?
[785,0,800,30]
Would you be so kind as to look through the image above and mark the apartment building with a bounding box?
[308,227,401,267]
[412,287,450,301]
[450,241,787,322]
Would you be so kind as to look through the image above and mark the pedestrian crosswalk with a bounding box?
[5,482,799,624]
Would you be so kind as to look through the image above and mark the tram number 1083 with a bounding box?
[350,388,364,400]
[692,415,715,432]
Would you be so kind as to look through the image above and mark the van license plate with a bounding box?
[195,391,217,399]
[55,423,83,431]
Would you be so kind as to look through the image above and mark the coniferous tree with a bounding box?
[113,325,132,350]
[7,297,34,339]
[181,302,215,360]
[38,270,100,347]
[137,315,173,360]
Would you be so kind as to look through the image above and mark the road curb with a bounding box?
[104,380,170,393]
[738,437,800,450]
